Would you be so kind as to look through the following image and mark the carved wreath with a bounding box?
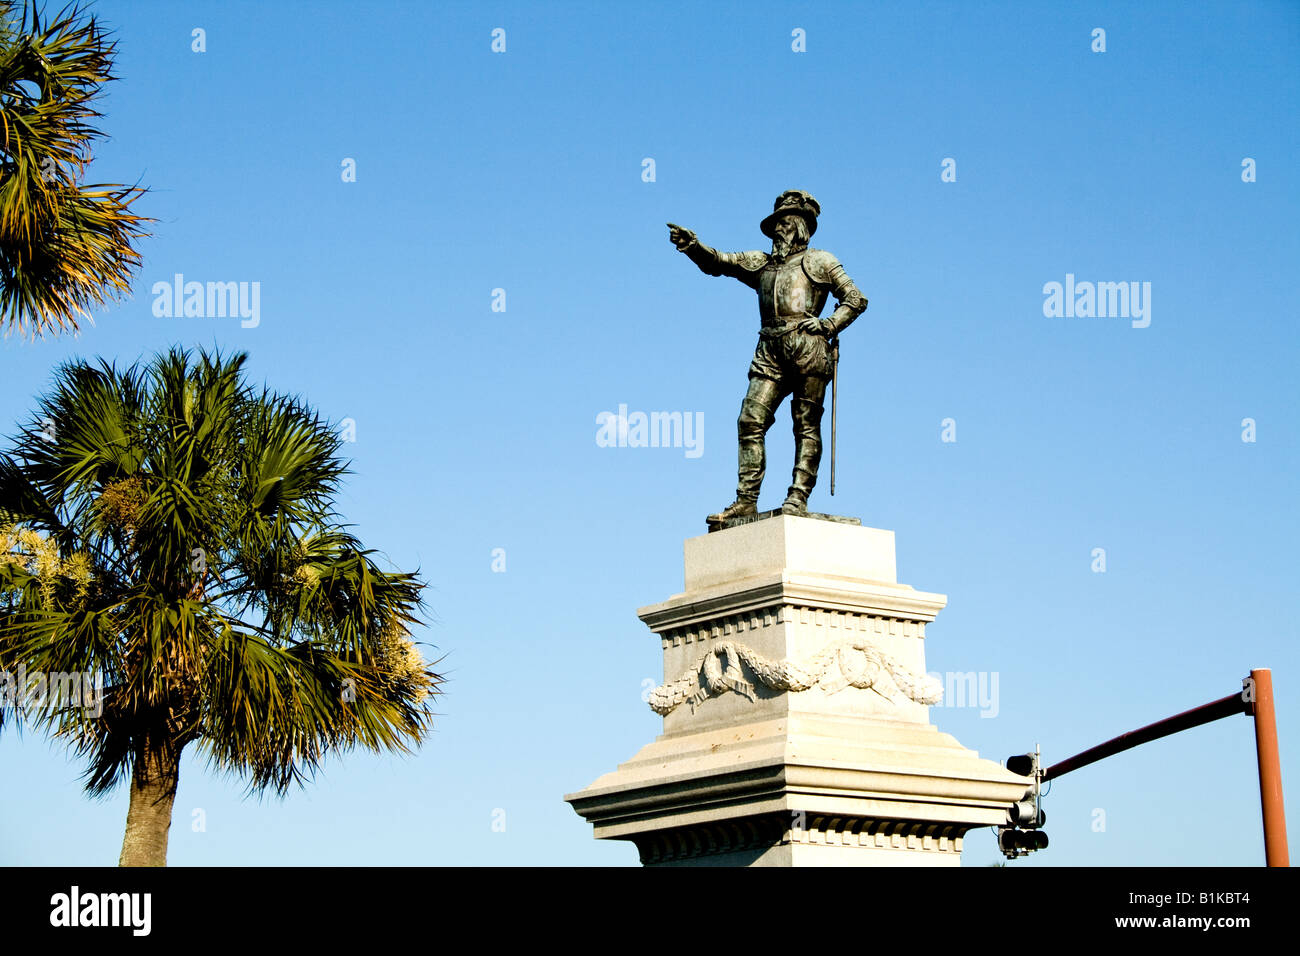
[647,638,943,716]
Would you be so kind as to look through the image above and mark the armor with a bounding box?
[683,244,767,285]
[674,196,868,523]
[685,242,866,338]
[759,251,828,326]
[803,249,867,335]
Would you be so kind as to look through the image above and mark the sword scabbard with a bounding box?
[830,336,838,496]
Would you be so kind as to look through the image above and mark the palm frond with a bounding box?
[0,0,151,337]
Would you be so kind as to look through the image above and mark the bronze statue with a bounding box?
[668,190,867,527]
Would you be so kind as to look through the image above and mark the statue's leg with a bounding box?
[737,375,785,501]
[709,374,786,525]
[784,373,829,514]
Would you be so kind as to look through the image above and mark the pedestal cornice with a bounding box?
[638,571,948,633]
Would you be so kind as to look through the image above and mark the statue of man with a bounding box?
[668,189,868,525]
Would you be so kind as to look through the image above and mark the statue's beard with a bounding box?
[771,236,805,259]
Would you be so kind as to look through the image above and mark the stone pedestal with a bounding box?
[566,515,1028,866]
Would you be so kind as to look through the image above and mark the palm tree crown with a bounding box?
[1,0,149,337]
[0,347,440,865]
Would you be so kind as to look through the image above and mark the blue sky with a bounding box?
[1,0,1296,866]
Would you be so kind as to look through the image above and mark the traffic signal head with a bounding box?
[998,826,1049,857]
[998,827,1019,855]
[1008,798,1046,828]
[1007,753,1039,777]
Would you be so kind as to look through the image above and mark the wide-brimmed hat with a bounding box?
[760,189,820,239]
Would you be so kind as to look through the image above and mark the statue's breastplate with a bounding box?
[758,253,828,325]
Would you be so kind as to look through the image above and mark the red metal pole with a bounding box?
[1248,668,1289,867]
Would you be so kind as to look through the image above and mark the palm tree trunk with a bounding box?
[118,734,182,866]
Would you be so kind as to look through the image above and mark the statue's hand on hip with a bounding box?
[797,317,834,337]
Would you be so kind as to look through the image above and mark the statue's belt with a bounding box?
[759,316,822,339]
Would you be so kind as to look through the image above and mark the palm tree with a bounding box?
[1,0,149,337]
[0,347,441,866]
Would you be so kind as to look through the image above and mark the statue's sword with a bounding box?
[830,334,839,496]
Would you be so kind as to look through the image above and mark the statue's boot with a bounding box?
[708,392,776,524]
[782,396,825,516]
[707,497,758,524]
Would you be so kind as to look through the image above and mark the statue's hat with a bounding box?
[760,189,821,239]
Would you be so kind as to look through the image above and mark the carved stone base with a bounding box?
[566,515,1029,866]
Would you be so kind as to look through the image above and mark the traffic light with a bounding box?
[998,826,1048,854]
[1008,794,1045,828]
[999,748,1048,859]
[1006,753,1037,777]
